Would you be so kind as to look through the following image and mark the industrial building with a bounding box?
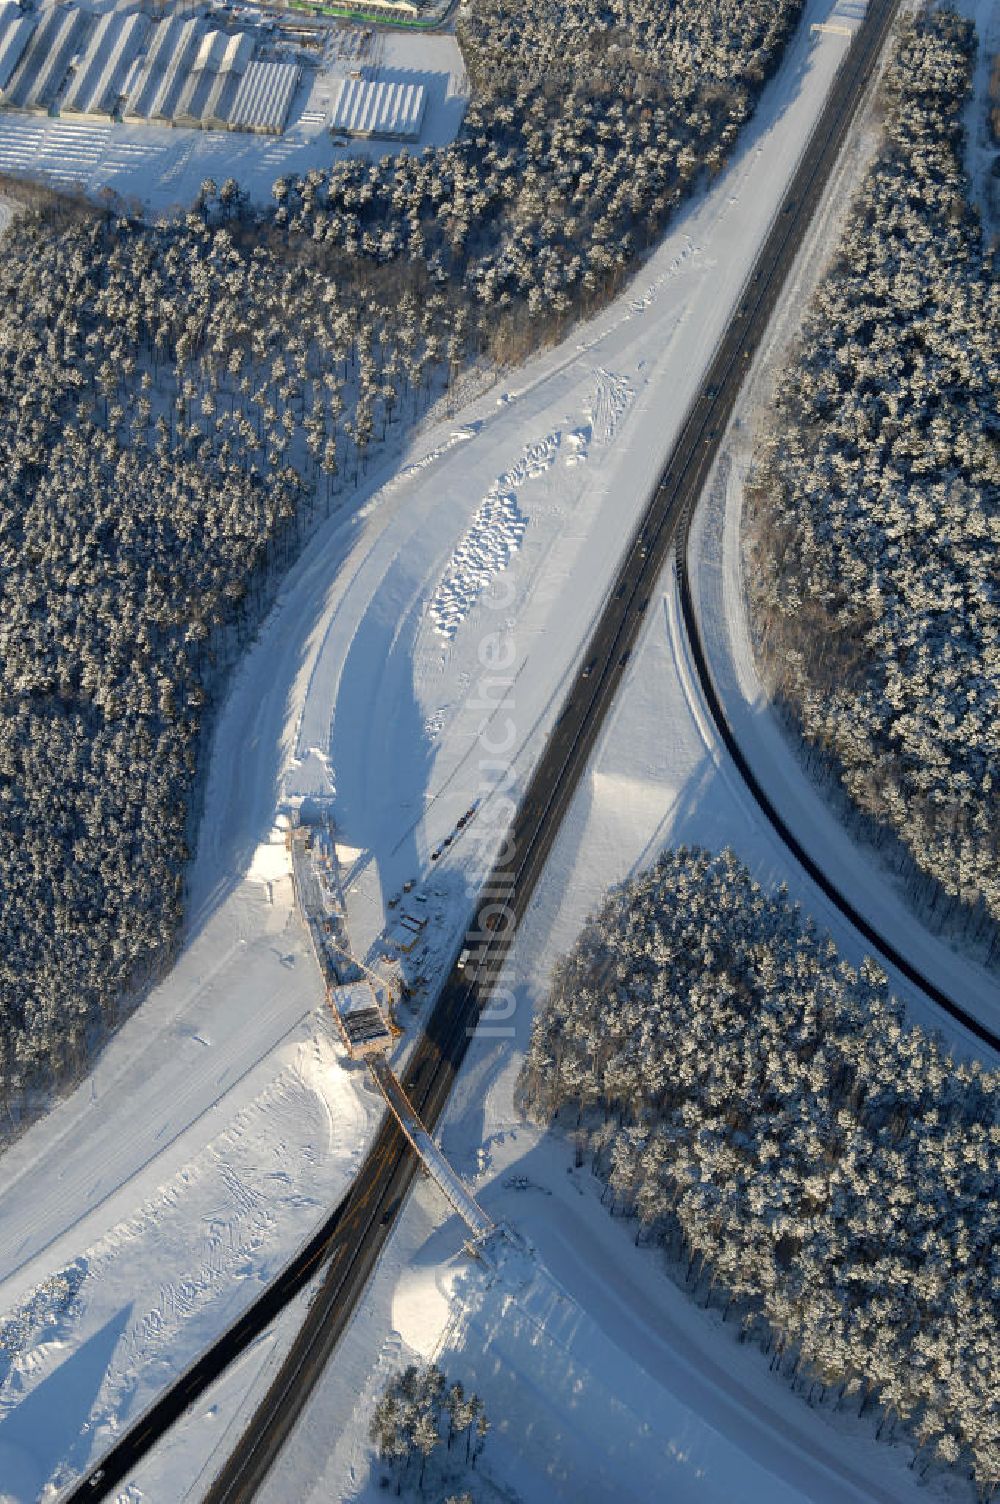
[328,981,394,1057]
[0,1,302,135]
[0,1,35,94]
[174,29,251,128]
[228,57,301,135]
[61,10,150,123]
[330,75,426,141]
[2,3,88,113]
[124,15,204,124]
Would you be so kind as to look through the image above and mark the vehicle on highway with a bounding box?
[457,947,477,975]
[582,659,596,678]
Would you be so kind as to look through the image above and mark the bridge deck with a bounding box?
[368,1054,494,1243]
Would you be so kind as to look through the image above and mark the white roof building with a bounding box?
[124,15,191,121]
[125,15,203,124]
[0,3,36,94]
[330,76,426,141]
[174,29,253,129]
[2,2,88,112]
[60,10,150,122]
[228,57,300,135]
[1,3,302,135]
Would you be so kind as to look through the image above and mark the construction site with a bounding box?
[288,814,399,1056]
[288,810,495,1251]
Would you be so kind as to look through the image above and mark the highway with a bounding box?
[66,0,997,1496]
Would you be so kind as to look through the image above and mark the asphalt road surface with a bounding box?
[67,0,995,1497]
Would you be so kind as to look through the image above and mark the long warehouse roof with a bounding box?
[228,58,300,134]
[330,76,426,140]
[0,2,35,94]
[143,16,204,123]
[61,9,150,120]
[2,3,89,111]
[174,29,252,128]
[123,14,187,120]
[0,2,302,135]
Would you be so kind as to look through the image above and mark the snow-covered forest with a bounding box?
[519,848,1000,1496]
[743,11,1000,947]
[0,0,804,1129]
[369,1361,488,1498]
[0,186,448,1125]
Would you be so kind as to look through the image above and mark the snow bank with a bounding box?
[427,431,559,637]
[0,1036,375,1497]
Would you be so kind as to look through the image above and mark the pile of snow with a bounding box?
[0,1262,86,1387]
[0,1036,374,1499]
[428,431,561,637]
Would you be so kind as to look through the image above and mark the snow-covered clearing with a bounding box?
[0,32,466,212]
[2,0,995,1495]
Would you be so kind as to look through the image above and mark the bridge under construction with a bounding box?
[290,812,494,1248]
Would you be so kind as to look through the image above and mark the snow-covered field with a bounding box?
[1,0,996,1497]
[0,31,466,212]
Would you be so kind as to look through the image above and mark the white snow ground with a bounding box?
[1,0,996,1497]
